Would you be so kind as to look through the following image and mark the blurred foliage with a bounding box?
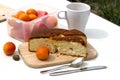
[68,0,120,26]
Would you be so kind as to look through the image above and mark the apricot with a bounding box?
[3,42,16,56]
[46,16,58,28]
[26,8,37,16]
[18,13,30,21]
[28,14,37,20]
[16,10,25,18]
[36,46,49,60]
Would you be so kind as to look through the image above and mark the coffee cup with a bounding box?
[58,2,90,33]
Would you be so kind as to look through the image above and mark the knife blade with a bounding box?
[50,66,107,76]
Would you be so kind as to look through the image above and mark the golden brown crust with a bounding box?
[30,28,87,46]
[62,29,86,36]
[30,27,67,38]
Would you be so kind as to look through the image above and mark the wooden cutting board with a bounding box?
[18,42,97,68]
[0,4,14,22]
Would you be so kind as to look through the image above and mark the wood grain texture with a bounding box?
[18,42,97,68]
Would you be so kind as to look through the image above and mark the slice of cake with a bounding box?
[28,27,87,57]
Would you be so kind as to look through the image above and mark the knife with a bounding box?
[50,66,107,76]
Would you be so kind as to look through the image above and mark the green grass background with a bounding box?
[68,0,120,26]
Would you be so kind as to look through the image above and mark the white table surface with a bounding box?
[0,0,120,80]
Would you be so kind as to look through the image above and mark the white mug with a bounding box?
[58,2,90,33]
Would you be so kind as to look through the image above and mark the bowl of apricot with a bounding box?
[6,4,58,42]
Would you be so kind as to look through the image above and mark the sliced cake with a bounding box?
[28,27,87,57]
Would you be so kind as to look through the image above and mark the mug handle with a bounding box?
[57,11,67,19]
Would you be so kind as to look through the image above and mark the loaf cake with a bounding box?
[28,27,87,57]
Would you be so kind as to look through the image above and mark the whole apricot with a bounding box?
[3,42,16,56]
[36,46,49,60]
[28,14,37,20]
[16,10,25,18]
[26,9,37,16]
[18,13,30,21]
